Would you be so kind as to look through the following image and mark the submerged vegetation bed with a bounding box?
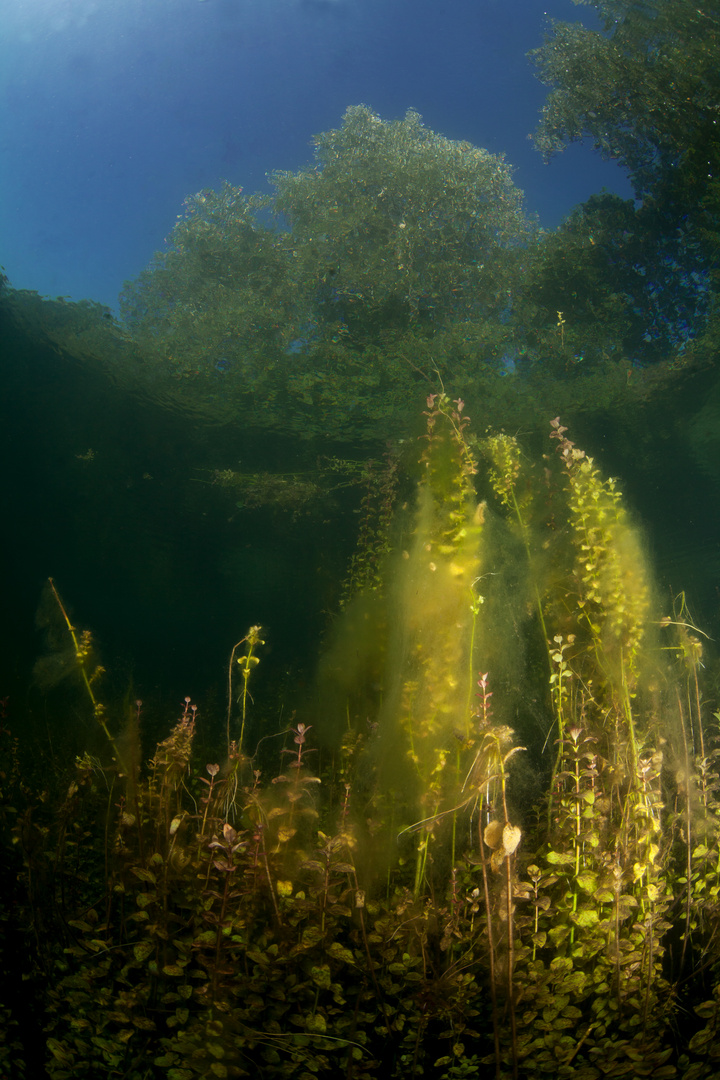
[3,396,720,1080]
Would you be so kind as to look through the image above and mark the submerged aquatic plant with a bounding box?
[226,624,264,756]
[7,399,720,1079]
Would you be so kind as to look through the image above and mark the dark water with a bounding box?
[0,303,363,758]
[3,291,720,762]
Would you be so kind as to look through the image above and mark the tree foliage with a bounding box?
[269,105,531,333]
[118,106,540,439]
[529,0,720,367]
[530,0,720,207]
[6,46,716,445]
[109,103,710,442]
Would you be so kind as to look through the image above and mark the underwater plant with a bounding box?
[7,396,720,1080]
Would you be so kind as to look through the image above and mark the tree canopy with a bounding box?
[530,0,720,368]
[530,0,720,206]
[118,106,544,438]
[7,59,716,445]
[113,104,700,441]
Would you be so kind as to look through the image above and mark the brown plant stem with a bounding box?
[478,796,501,1080]
[677,690,693,975]
[500,768,519,1080]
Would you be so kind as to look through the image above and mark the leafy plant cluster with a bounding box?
[196,454,385,522]
[7,398,720,1079]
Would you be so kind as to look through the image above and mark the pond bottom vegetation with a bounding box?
[4,395,720,1080]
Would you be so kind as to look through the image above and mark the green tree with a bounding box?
[530,0,720,211]
[529,0,719,358]
[269,105,533,336]
[119,107,537,439]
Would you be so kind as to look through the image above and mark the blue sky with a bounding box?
[0,0,632,312]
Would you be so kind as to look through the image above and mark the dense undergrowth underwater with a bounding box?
[3,395,720,1080]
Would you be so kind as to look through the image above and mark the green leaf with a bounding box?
[301,926,324,948]
[680,1065,708,1080]
[562,971,588,995]
[195,930,217,946]
[134,940,155,963]
[327,942,355,964]
[300,860,325,874]
[616,894,639,916]
[575,871,597,893]
[133,1016,157,1031]
[310,964,332,989]
[549,925,570,947]
[131,867,157,884]
[47,1039,75,1067]
[67,919,93,933]
[306,1013,327,1034]
[546,850,574,867]
[571,908,599,929]
[688,1030,713,1053]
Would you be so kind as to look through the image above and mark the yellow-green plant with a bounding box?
[467,671,523,1079]
[378,393,487,893]
[549,417,652,772]
[226,624,264,756]
[482,431,555,713]
[46,577,130,777]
